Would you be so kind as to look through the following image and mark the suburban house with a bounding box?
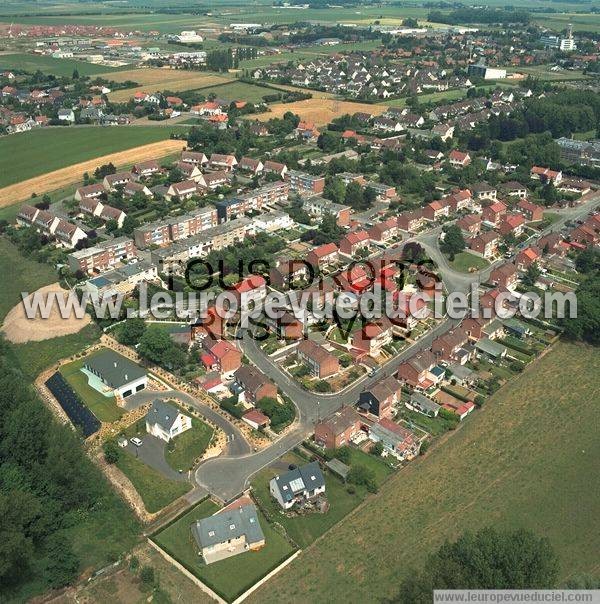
[83,350,147,398]
[423,200,450,221]
[201,339,242,376]
[242,409,270,430]
[296,340,340,379]
[306,242,339,269]
[233,365,277,404]
[406,392,441,417]
[209,153,237,171]
[517,199,544,222]
[471,182,497,201]
[396,350,437,389]
[263,160,288,179]
[238,156,264,175]
[191,499,265,564]
[270,259,310,289]
[516,247,541,269]
[448,149,471,168]
[232,274,267,311]
[530,166,562,184]
[369,418,419,460]
[339,230,370,256]
[500,181,528,199]
[369,217,401,243]
[456,214,481,236]
[133,160,160,179]
[498,213,526,237]
[145,399,192,443]
[397,210,426,232]
[74,183,105,202]
[482,201,507,225]
[490,263,519,289]
[470,231,499,258]
[431,328,469,363]
[181,150,208,166]
[314,406,363,449]
[269,461,326,510]
[351,321,393,357]
[358,375,403,418]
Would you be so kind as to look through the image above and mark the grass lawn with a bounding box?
[449,251,490,273]
[0,237,57,320]
[345,447,394,485]
[255,341,600,602]
[9,323,101,380]
[153,499,296,602]
[165,417,214,472]
[0,126,180,188]
[0,53,128,77]
[116,451,192,514]
[59,348,126,422]
[251,452,370,548]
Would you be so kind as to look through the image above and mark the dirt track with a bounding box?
[0,139,187,208]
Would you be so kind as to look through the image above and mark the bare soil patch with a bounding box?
[2,282,90,343]
[254,98,387,126]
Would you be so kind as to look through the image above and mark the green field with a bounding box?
[9,323,101,380]
[165,416,214,472]
[153,498,296,602]
[0,126,180,188]
[116,451,192,514]
[532,12,600,33]
[449,251,490,273]
[0,237,57,320]
[254,341,600,602]
[59,348,126,422]
[0,52,128,77]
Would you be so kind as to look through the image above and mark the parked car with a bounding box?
[130,437,143,447]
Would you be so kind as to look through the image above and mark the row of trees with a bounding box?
[0,338,127,596]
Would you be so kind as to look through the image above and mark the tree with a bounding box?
[347,464,377,493]
[575,247,600,274]
[103,440,121,464]
[72,68,79,80]
[344,181,365,210]
[44,533,80,588]
[117,318,147,345]
[323,176,346,204]
[521,263,541,287]
[440,225,466,260]
[138,326,186,369]
[541,182,558,206]
[395,527,559,603]
[370,441,384,456]
[560,272,600,345]
[257,396,294,431]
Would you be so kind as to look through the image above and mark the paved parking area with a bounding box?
[123,434,188,482]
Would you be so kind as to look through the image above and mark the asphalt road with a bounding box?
[193,192,600,500]
[125,389,251,457]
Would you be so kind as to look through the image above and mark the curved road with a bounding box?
[125,389,251,457]
[162,193,600,501]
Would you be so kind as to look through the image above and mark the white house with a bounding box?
[269,461,326,510]
[145,399,192,443]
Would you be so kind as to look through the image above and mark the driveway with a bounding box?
[123,434,187,482]
[124,389,251,457]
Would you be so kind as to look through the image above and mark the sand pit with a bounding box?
[2,283,91,344]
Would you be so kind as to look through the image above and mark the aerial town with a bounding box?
[0,2,598,603]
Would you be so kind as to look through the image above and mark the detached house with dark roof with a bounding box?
[233,365,277,404]
[83,350,147,398]
[358,375,402,418]
[145,400,191,443]
[269,461,326,510]
[192,499,265,564]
